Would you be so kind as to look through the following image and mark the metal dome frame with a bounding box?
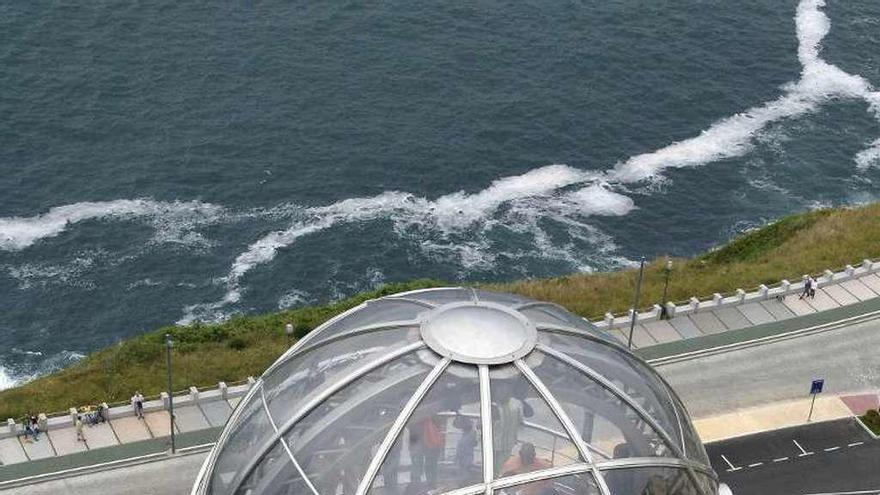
[192,287,718,495]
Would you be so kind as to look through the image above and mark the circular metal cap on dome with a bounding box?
[419,301,537,364]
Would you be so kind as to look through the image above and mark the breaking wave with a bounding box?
[0,199,225,252]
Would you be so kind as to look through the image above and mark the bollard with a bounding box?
[189,386,200,403]
[822,269,834,285]
[713,293,723,307]
[736,288,746,304]
[845,265,855,277]
[863,259,873,271]
[664,302,676,319]
[781,280,791,293]
[219,381,228,400]
[69,407,79,425]
[6,418,16,435]
[247,376,256,388]
[689,297,699,312]
[37,413,48,432]
[161,391,171,410]
[759,284,769,299]
[285,323,294,336]
[604,312,614,328]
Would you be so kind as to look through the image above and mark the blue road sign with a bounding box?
[810,379,824,395]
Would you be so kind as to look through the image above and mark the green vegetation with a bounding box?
[4,202,880,419]
[862,409,880,436]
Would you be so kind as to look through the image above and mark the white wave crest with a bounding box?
[0,199,224,252]
[0,350,85,391]
[0,366,16,391]
[855,138,880,170]
[613,0,879,182]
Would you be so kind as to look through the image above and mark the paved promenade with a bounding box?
[597,261,880,350]
[0,386,244,472]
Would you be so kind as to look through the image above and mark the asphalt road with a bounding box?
[0,451,207,495]
[656,316,880,418]
[706,418,880,495]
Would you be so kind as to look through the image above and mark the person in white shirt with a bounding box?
[131,392,145,419]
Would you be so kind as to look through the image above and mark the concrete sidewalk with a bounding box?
[598,261,880,351]
[0,385,247,471]
[694,395,860,443]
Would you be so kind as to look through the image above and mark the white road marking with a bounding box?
[847,442,864,447]
[720,454,741,472]
[824,446,840,452]
[773,457,790,462]
[793,439,814,457]
[748,462,764,468]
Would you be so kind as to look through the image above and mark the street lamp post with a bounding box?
[660,259,673,320]
[165,333,176,454]
[627,257,647,349]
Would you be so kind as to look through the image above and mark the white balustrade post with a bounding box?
[664,302,676,319]
[759,284,769,299]
[713,293,723,307]
[823,269,834,285]
[736,288,746,304]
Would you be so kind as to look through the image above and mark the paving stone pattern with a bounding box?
[608,273,876,349]
[0,398,237,466]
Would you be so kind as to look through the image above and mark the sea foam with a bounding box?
[0,199,224,252]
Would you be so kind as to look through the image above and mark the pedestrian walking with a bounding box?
[799,276,812,300]
[809,276,817,299]
[132,391,145,419]
[75,416,85,442]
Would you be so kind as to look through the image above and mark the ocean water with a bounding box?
[1,0,879,388]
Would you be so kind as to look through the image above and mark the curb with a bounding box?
[646,308,880,366]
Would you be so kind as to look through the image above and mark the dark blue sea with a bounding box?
[2,0,879,387]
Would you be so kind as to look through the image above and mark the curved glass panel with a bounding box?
[537,332,684,451]
[528,351,672,460]
[669,391,710,466]
[284,353,433,495]
[472,289,532,306]
[489,365,582,477]
[693,472,718,495]
[521,306,615,344]
[494,471,601,495]
[263,327,419,425]
[210,385,275,495]
[395,288,475,306]
[235,441,311,495]
[306,299,430,347]
[370,363,483,494]
[601,467,701,495]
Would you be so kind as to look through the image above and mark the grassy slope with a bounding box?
[4,203,880,419]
